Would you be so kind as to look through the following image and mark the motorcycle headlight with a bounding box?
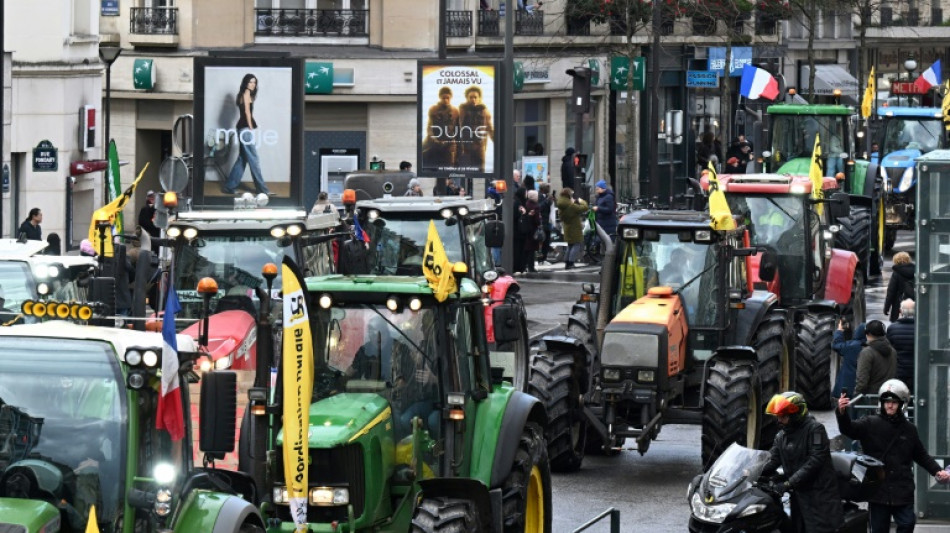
[738,503,767,518]
[896,167,914,193]
[690,492,736,524]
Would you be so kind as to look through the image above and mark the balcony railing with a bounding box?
[130,7,178,35]
[477,10,544,36]
[877,6,943,26]
[255,9,368,37]
[446,10,473,37]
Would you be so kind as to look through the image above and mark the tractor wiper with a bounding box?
[766,198,798,224]
[364,305,432,367]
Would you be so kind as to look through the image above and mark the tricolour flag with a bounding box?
[281,256,314,533]
[88,162,148,257]
[156,280,184,441]
[914,59,942,93]
[809,133,825,216]
[705,162,736,231]
[739,64,779,101]
[861,67,876,119]
[422,220,457,302]
[352,215,370,243]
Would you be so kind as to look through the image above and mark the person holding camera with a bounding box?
[832,318,866,400]
[556,187,588,270]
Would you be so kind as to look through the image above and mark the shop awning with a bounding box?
[800,65,860,103]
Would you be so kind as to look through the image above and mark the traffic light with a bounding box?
[566,67,591,114]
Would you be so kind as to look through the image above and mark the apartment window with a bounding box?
[515,99,548,162]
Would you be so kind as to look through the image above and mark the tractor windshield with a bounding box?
[314,305,440,439]
[0,337,125,531]
[771,114,848,174]
[0,261,39,324]
[881,117,945,154]
[362,216,465,277]
[621,235,720,327]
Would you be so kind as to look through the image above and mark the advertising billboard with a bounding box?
[417,61,501,179]
[193,56,304,207]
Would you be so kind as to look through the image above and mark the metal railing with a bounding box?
[254,9,368,37]
[445,10,473,37]
[130,7,178,35]
[476,10,544,36]
[573,508,621,533]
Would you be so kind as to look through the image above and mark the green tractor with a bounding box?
[234,272,552,531]
[0,311,264,532]
[529,210,793,469]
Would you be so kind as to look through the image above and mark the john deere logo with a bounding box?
[705,494,714,504]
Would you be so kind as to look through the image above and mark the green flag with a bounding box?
[107,139,124,235]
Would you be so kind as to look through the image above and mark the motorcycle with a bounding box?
[687,443,884,533]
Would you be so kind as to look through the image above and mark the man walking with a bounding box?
[886,299,916,394]
[854,320,897,395]
[837,379,950,532]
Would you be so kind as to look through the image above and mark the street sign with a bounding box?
[610,56,646,91]
[687,70,719,88]
[708,47,752,77]
[32,140,58,172]
[890,81,927,95]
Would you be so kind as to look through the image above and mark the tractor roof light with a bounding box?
[440,208,453,219]
[142,350,159,367]
[166,226,182,238]
[270,226,287,238]
[386,296,401,312]
[694,230,712,242]
[182,227,198,240]
[262,263,278,279]
[622,227,640,240]
[790,184,807,194]
[342,189,357,205]
[483,270,499,282]
[36,282,50,296]
[367,209,380,221]
[492,180,507,193]
[126,349,143,366]
[197,277,219,297]
[457,206,469,216]
[318,293,333,309]
[286,224,303,236]
[409,297,423,311]
[163,191,178,209]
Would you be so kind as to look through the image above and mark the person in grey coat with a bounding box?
[855,320,897,395]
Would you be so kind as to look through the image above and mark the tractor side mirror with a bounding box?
[492,304,522,344]
[484,220,505,249]
[828,192,850,221]
[199,371,237,460]
[759,250,778,282]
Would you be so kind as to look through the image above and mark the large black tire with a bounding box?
[795,310,836,410]
[834,204,872,281]
[751,312,790,450]
[494,292,529,392]
[411,497,483,532]
[500,422,552,533]
[237,408,252,474]
[527,345,586,472]
[701,359,762,468]
[566,303,596,359]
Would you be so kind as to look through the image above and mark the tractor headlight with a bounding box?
[273,486,289,504]
[182,227,199,240]
[694,230,712,242]
[142,350,159,367]
[310,487,349,506]
[789,184,807,195]
[440,208,453,219]
[637,370,656,383]
[690,492,736,523]
[457,206,469,216]
[126,349,143,366]
[622,228,640,240]
[153,463,176,485]
[483,270,499,282]
[897,167,914,193]
[286,224,303,236]
[37,282,50,296]
[603,368,622,381]
[167,226,182,238]
[155,488,173,516]
[127,371,147,390]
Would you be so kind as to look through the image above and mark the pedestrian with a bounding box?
[405,178,423,197]
[561,147,577,191]
[761,391,844,533]
[18,208,43,241]
[444,178,460,196]
[855,319,897,395]
[486,182,503,266]
[886,299,916,394]
[521,190,543,273]
[138,190,160,239]
[512,173,529,273]
[696,131,722,175]
[836,379,950,533]
[399,161,413,173]
[832,318,866,400]
[311,191,332,214]
[725,136,753,174]
[556,188,588,270]
[45,233,62,255]
[224,73,270,195]
[884,251,915,322]
[537,182,553,264]
[592,180,617,240]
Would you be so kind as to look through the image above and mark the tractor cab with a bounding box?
[764,103,855,178]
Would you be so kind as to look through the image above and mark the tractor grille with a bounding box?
[274,443,366,523]
[884,166,905,184]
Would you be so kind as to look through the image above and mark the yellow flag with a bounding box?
[810,133,824,215]
[705,162,736,230]
[422,220,457,302]
[87,163,149,257]
[281,256,314,533]
[942,80,950,131]
[861,67,875,119]
[85,505,98,533]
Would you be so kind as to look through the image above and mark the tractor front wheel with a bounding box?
[411,497,483,532]
[500,422,552,533]
[528,344,587,472]
[701,359,761,467]
[795,310,836,410]
[751,312,790,449]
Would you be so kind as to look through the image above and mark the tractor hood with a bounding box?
[277,393,392,447]
[880,148,921,169]
[0,498,62,531]
[182,309,257,371]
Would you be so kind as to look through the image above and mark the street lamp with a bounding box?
[99,44,121,204]
[904,57,917,107]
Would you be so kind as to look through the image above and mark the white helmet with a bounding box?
[879,379,911,407]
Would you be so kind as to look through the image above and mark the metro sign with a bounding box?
[890,81,927,95]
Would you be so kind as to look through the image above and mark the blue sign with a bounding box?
[687,70,719,88]
[101,0,119,16]
[708,47,753,77]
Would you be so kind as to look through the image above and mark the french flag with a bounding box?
[914,60,942,92]
[353,215,370,243]
[156,282,185,441]
[740,64,779,101]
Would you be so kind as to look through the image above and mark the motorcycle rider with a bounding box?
[761,391,843,532]
[836,379,950,532]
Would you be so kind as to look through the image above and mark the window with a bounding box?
[515,99,548,162]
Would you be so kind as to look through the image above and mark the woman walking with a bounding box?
[522,190,543,273]
[556,188,588,270]
[224,73,270,195]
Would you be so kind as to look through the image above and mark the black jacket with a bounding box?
[18,221,41,241]
[886,318,915,385]
[762,415,843,532]
[560,149,576,190]
[836,409,941,506]
[855,338,897,394]
[884,263,915,321]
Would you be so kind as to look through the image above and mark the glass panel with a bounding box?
[927,283,950,351]
[454,307,475,392]
[929,233,950,275]
[927,364,950,458]
[928,169,950,218]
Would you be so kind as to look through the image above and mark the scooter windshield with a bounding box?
[702,443,771,501]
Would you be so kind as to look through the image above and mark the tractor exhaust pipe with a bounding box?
[594,222,617,350]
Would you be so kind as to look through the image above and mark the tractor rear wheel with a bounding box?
[500,422,552,533]
[834,204,872,281]
[795,310,836,410]
[527,344,586,472]
[566,303,596,359]
[751,312,790,449]
[702,359,761,467]
[411,497,483,532]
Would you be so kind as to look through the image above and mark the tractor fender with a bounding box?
[534,334,591,387]
[864,161,882,198]
[489,391,546,488]
[732,290,781,346]
[175,491,264,533]
[484,275,520,344]
[709,346,759,366]
[825,249,857,305]
[418,478,497,533]
[847,192,874,208]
